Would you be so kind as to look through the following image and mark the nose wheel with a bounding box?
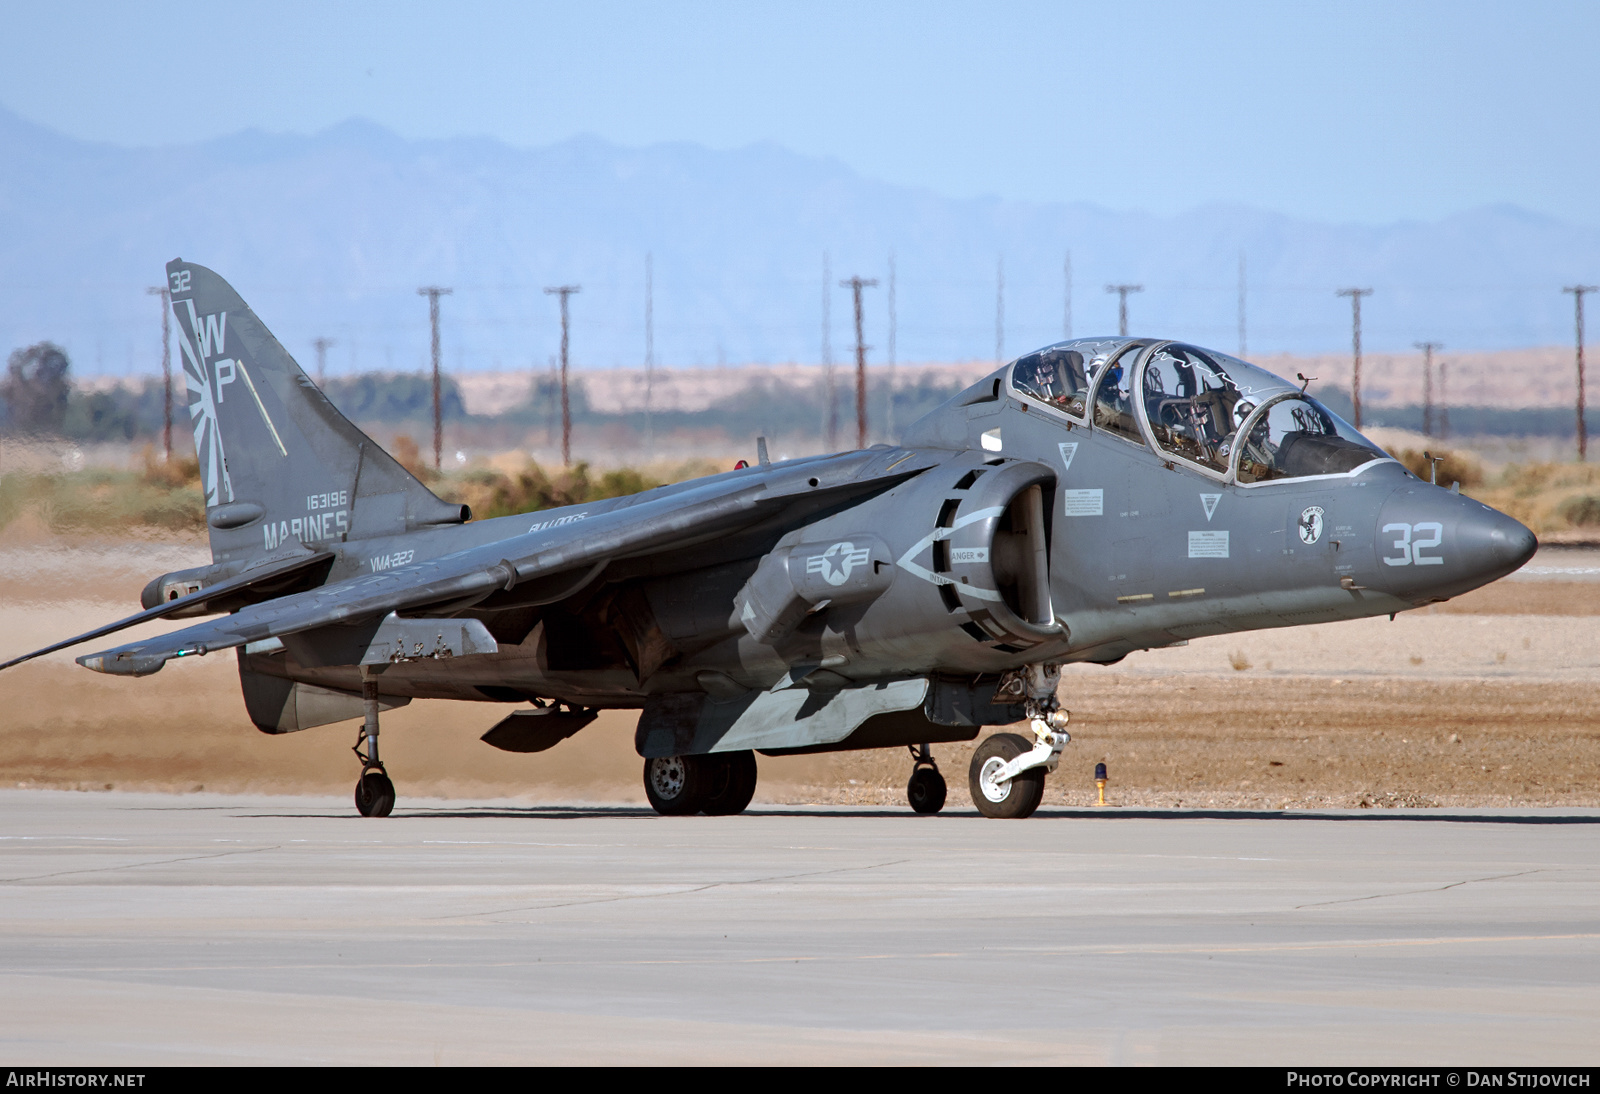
[970,665,1070,819]
[969,733,1046,819]
[906,744,947,814]
[352,671,396,817]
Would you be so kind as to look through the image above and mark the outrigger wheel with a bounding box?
[906,744,947,814]
[352,671,395,817]
[355,768,396,818]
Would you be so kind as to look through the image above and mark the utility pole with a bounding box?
[1063,250,1073,341]
[1336,287,1373,429]
[1414,341,1442,438]
[995,257,1005,364]
[840,275,878,449]
[416,286,452,471]
[544,284,581,466]
[1565,286,1597,462]
[545,355,558,451]
[145,286,172,461]
[1237,252,1247,358]
[886,252,897,442]
[312,337,336,386]
[821,253,835,450]
[644,253,654,457]
[1105,284,1143,338]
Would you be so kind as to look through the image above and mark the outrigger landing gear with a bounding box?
[969,664,1070,819]
[906,744,947,814]
[352,669,395,818]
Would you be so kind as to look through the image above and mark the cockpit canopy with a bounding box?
[1009,338,1389,484]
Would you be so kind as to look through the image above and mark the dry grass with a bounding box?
[1469,461,1600,536]
[0,437,725,534]
[0,447,204,535]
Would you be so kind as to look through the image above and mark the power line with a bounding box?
[1336,287,1373,429]
[544,284,581,466]
[416,286,452,471]
[1414,341,1442,438]
[145,286,171,461]
[1105,284,1143,338]
[841,275,878,450]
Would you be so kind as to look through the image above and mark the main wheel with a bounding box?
[701,751,758,816]
[355,770,395,818]
[644,755,710,815]
[907,766,947,814]
[968,733,1045,819]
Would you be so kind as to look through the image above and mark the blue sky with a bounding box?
[2,0,1596,225]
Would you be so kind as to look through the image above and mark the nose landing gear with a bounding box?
[353,670,395,818]
[906,744,947,814]
[970,664,1069,819]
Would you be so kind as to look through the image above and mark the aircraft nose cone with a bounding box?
[1373,488,1536,601]
[1460,504,1538,580]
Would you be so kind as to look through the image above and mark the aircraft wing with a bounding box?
[0,548,333,672]
[75,451,932,677]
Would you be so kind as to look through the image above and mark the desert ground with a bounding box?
[2,537,1596,812]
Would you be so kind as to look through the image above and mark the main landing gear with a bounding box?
[906,744,947,814]
[969,664,1071,820]
[643,751,758,816]
[353,669,395,817]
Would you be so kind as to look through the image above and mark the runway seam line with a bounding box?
[0,844,281,884]
[428,858,913,920]
[1293,868,1545,908]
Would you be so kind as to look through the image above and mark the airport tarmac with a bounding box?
[1,789,1597,1065]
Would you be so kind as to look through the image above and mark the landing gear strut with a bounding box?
[352,669,395,817]
[969,664,1069,819]
[906,744,947,814]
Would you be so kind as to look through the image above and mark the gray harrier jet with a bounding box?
[2,260,1536,818]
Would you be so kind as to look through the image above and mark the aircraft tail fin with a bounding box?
[164,259,467,564]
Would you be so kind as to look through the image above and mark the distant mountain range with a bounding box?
[2,104,1597,379]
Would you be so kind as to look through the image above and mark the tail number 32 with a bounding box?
[1381,522,1444,566]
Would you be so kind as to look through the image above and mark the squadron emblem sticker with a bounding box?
[1298,506,1325,545]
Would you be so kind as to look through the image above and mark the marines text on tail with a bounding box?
[2,260,1537,817]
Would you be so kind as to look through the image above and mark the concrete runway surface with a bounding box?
[1,791,1597,1064]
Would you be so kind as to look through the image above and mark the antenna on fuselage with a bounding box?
[1296,372,1316,393]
